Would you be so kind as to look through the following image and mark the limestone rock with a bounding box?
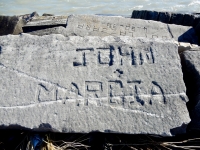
[65,15,198,44]
[66,15,171,39]
[0,34,190,135]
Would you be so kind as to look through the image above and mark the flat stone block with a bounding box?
[65,15,198,44]
[23,16,68,32]
[66,15,172,40]
[0,34,190,135]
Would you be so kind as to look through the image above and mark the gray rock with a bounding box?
[23,16,68,32]
[193,14,200,28]
[42,13,54,16]
[0,34,190,135]
[170,13,184,25]
[168,24,198,44]
[66,15,171,39]
[65,15,198,44]
[158,12,171,24]
[180,50,200,131]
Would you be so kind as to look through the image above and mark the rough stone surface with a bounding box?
[132,10,199,27]
[158,12,171,23]
[24,16,68,27]
[181,50,200,131]
[0,34,190,135]
[0,12,38,36]
[65,15,198,44]
[0,16,24,35]
[23,16,68,32]
[66,15,171,39]
[167,24,198,44]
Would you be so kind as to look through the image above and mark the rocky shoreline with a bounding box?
[1,10,200,149]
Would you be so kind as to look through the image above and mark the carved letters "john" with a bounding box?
[73,46,155,67]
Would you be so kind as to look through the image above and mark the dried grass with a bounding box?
[25,134,89,150]
[4,132,200,150]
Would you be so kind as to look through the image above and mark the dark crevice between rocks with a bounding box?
[1,128,200,150]
[22,24,66,33]
[180,52,200,133]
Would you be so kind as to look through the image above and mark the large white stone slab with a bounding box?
[0,34,190,135]
[65,15,198,44]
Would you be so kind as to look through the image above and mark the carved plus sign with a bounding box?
[114,69,123,77]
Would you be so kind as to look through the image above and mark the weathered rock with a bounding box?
[167,24,198,44]
[182,14,195,26]
[170,13,184,25]
[23,16,68,32]
[66,15,171,39]
[144,11,159,21]
[0,12,39,36]
[181,49,200,131]
[0,16,24,35]
[131,10,139,18]
[18,11,39,22]
[0,34,190,135]
[66,15,198,44]
[158,12,171,23]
